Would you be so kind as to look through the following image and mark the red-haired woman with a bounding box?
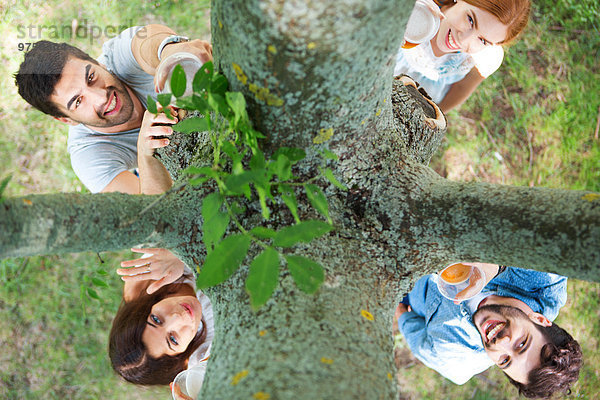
[395,0,530,112]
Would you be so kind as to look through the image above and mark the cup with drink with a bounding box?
[401,0,442,49]
[436,262,485,303]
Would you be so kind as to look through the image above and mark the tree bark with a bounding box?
[1,0,599,398]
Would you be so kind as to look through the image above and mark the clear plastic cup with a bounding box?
[156,52,203,99]
[402,0,441,49]
[436,263,485,301]
[171,366,207,400]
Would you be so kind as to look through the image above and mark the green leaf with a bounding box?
[91,277,109,288]
[174,96,196,110]
[245,248,280,310]
[321,149,339,160]
[305,184,330,223]
[273,220,333,248]
[189,176,212,186]
[250,150,266,170]
[157,93,172,109]
[192,94,209,112]
[249,226,277,239]
[273,154,292,181]
[224,171,255,198]
[255,185,270,220]
[170,64,187,97]
[146,96,158,114]
[173,116,210,133]
[321,168,347,190]
[226,91,248,126]
[202,191,223,221]
[183,165,219,178]
[86,287,101,300]
[230,201,246,214]
[95,268,108,276]
[221,141,243,168]
[271,147,306,163]
[202,192,230,252]
[193,61,213,93]
[284,255,325,294]
[196,234,251,288]
[211,74,229,95]
[0,175,11,204]
[278,184,300,223]
[208,93,230,116]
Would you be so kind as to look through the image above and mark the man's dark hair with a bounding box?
[14,40,97,118]
[505,322,582,399]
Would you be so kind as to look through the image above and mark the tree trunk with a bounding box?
[1,0,599,398]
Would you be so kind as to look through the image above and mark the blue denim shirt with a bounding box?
[398,267,567,384]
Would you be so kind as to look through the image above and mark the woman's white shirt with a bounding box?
[394,40,504,102]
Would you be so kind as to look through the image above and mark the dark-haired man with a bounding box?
[15,25,211,194]
[394,264,582,398]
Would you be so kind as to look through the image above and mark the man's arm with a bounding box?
[130,24,212,77]
[137,109,176,194]
[100,171,140,194]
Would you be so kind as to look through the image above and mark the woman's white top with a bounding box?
[394,40,504,103]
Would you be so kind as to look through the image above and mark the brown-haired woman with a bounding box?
[109,248,213,399]
[395,0,531,112]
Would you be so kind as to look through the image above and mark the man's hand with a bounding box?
[138,107,177,157]
[117,248,186,294]
[453,266,484,304]
[394,302,412,331]
[155,40,213,93]
[161,39,212,65]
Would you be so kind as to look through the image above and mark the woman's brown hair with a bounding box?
[438,0,531,44]
[109,282,207,385]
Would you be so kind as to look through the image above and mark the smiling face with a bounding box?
[432,0,509,55]
[49,56,138,130]
[473,304,551,384]
[142,294,203,358]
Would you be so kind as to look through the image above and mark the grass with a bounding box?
[0,0,598,399]
[408,1,600,398]
[0,1,209,398]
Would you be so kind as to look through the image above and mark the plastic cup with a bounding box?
[156,52,203,99]
[171,367,206,400]
[402,0,441,49]
[436,263,485,301]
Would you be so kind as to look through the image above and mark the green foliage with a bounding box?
[284,255,325,294]
[154,62,348,308]
[80,260,111,310]
[196,234,252,288]
[245,248,280,310]
[272,220,334,248]
[535,0,599,30]
[0,175,11,204]
[170,64,187,97]
[201,192,230,254]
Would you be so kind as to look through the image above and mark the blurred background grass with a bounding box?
[0,0,598,399]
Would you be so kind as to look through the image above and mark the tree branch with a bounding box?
[416,180,600,281]
[0,192,197,258]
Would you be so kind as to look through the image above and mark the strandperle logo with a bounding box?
[16,19,143,45]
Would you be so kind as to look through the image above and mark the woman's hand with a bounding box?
[170,382,194,400]
[116,248,186,294]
